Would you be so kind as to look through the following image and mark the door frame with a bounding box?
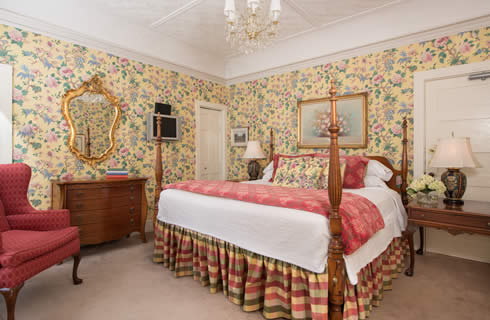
[195,100,227,180]
[413,60,490,177]
[0,64,12,164]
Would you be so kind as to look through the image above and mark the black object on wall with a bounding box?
[155,103,171,115]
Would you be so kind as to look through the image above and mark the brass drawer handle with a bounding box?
[487,222,490,227]
[130,196,135,201]
[129,207,135,213]
[76,191,84,197]
[130,185,135,191]
[130,218,135,225]
[75,203,84,209]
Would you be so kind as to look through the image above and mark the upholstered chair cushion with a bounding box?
[0,199,10,232]
[0,227,79,268]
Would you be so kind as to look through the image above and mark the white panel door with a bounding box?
[0,64,12,164]
[425,75,490,200]
[424,73,490,263]
[199,107,223,180]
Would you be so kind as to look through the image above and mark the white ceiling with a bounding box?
[1,0,490,83]
[82,0,400,57]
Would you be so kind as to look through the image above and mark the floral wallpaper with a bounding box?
[1,24,228,216]
[227,27,489,179]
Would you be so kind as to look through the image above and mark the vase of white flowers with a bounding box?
[407,174,446,207]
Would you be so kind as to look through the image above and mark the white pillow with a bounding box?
[263,161,273,174]
[262,170,273,182]
[366,160,393,181]
[364,176,389,189]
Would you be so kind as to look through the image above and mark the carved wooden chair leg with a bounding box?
[72,254,83,285]
[0,283,24,320]
[403,230,415,277]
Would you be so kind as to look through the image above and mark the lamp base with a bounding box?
[443,198,464,206]
[247,160,261,181]
[441,168,466,206]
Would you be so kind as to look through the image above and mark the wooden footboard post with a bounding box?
[327,80,345,320]
[154,113,163,227]
[401,117,408,206]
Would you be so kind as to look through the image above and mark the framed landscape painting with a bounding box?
[297,92,368,149]
[231,127,249,147]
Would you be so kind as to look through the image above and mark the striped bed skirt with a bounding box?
[153,220,408,320]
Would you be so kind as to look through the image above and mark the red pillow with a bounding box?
[0,199,10,232]
[313,154,369,189]
[270,153,315,182]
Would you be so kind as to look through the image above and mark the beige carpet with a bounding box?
[2,233,489,320]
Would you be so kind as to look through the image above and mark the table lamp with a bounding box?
[430,136,478,205]
[243,141,266,180]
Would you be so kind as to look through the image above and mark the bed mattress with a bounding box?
[157,181,407,284]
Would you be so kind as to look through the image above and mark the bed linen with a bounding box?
[157,180,407,284]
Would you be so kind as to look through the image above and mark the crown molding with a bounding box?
[225,15,490,85]
[0,9,226,85]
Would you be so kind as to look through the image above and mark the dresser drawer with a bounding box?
[409,209,490,230]
[67,194,141,211]
[67,184,141,201]
[71,206,141,225]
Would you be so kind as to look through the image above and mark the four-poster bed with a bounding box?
[152,80,412,320]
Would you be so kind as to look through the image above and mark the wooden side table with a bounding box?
[406,199,490,274]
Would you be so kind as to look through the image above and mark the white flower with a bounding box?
[428,180,446,194]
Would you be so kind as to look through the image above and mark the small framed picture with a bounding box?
[75,134,86,155]
[231,127,249,147]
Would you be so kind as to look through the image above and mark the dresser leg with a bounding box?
[404,230,415,277]
[416,226,424,255]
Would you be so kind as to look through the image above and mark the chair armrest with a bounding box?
[7,209,71,231]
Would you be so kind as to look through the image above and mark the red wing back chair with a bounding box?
[0,163,82,320]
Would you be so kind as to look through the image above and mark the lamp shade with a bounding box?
[243,141,266,159]
[430,137,478,168]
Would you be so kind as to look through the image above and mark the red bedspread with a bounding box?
[164,180,385,255]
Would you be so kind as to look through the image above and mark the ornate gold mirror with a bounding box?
[62,75,122,166]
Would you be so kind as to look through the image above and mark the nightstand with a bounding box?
[406,199,490,274]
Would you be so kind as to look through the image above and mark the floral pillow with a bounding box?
[270,153,315,182]
[272,157,319,189]
[311,157,347,189]
[313,154,369,189]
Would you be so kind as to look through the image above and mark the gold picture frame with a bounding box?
[297,92,368,149]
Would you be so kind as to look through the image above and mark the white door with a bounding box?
[424,71,490,263]
[425,75,490,200]
[198,107,224,180]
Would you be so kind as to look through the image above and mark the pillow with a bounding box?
[313,154,369,189]
[262,170,273,182]
[263,161,273,174]
[366,160,393,181]
[311,157,347,189]
[0,199,10,232]
[364,175,389,189]
[272,157,315,188]
[270,153,315,182]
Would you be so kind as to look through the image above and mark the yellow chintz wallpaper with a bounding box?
[1,24,228,213]
[227,27,489,179]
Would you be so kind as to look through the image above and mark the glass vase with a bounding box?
[416,191,439,207]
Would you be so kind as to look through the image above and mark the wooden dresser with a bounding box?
[51,178,148,245]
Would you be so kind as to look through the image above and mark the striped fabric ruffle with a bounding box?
[153,220,408,320]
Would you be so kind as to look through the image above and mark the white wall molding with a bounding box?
[413,60,490,178]
[226,15,490,85]
[0,9,226,85]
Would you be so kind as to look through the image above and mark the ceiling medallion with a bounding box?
[224,0,281,54]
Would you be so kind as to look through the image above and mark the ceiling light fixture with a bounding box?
[224,0,281,54]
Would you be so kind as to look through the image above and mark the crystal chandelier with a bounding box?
[224,0,281,54]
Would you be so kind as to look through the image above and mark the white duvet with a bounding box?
[157,180,407,285]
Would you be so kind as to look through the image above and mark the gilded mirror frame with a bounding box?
[62,75,122,166]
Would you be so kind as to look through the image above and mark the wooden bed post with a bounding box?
[269,128,274,163]
[327,80,345,320]
[401,117,409,206]
[153,113,163,227]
